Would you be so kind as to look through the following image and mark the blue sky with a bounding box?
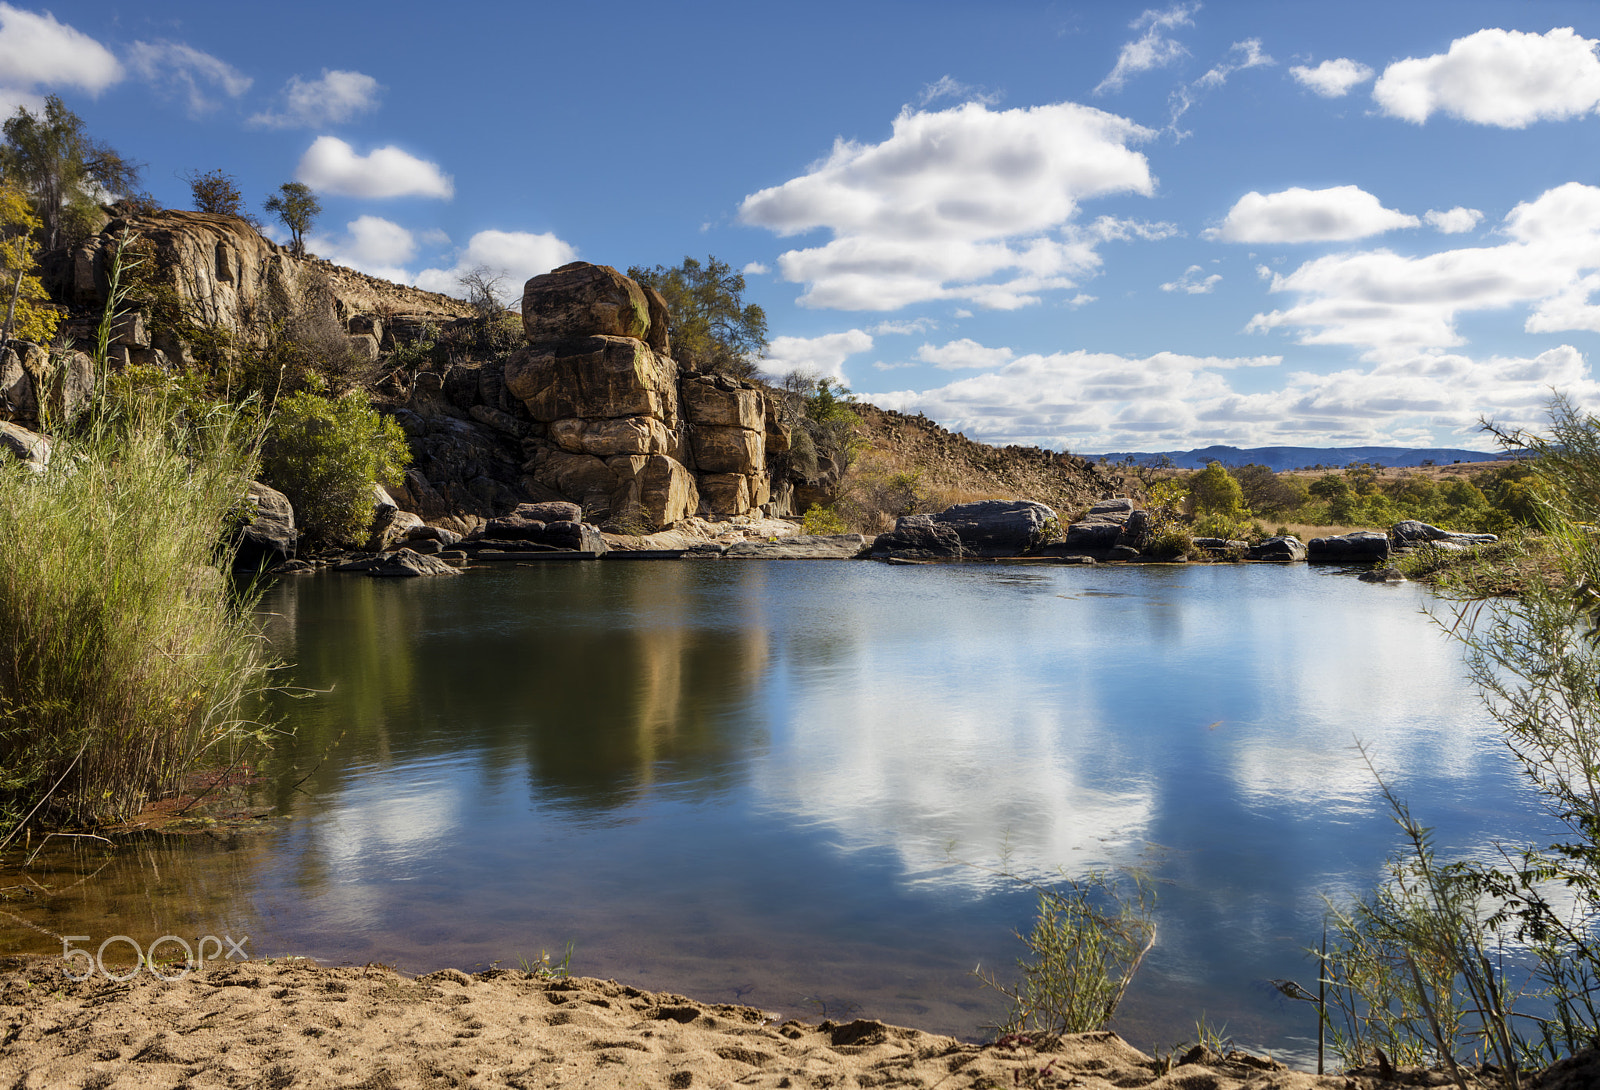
[11,1,1600,453]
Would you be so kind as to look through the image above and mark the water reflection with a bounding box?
[0,562,1545,1054]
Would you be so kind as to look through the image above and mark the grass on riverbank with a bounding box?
[1395,532,1562,597]
[0,391,280,837]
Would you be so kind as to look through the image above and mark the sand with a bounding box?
[0,955,1556,1089]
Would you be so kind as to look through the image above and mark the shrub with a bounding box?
[978,871,1157,1037]
[0,391,276,834]
[801,503,848,535]
[1188,461,1246,518]
[1146,526,1192,560]
[260,391,410,546]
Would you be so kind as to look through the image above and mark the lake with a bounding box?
[0,560,1545,1063]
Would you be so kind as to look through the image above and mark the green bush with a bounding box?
[801,503,848,535]
[0,391,277,833]
[260,391,410,546]
[1146,526,1192,559]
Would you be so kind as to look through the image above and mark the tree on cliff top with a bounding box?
[627,255,767,379]
[186,168,261,228]
[264,182,320,258]
[0,95,144,251]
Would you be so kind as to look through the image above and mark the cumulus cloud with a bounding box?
[762,330,875,383]
[251,69,382,129]
[306,215,417,281]
[1207,185,1419,243]
[295,136,453,199]
[739,101,1157,311]
[916,338,1014,370]
[1248,183,1600,354]
[867,341,1594,451]
[413,229,578,299]
[1289,58,1374,97]
[1373,27,1600,127]
[1424,206,1484,234]
[1095,3,1198,95]
[1161,264,1222,294]
[126,40,250,117]
[0,4,120,104]
[741,261,770,275]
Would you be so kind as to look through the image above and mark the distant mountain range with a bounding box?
[1086,445,1512,471]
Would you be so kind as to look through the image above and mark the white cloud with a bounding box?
[126,40,250,117]
[413,229,578,299]
[1095,2,1198,95]
[1424,206,1484,234]
[251,69,382,129]
[1196,38,1273,89]
[871,318,939,336]
[868,341,1595,451]
[916,338,1014,370]
[741,261,770,276]
[739,101,1157,311]
[762,329,875,383]
[0,3,120,102]
[1161,264,1222,294]
[306,215,417,281]
[1373,27,1600,127]
[1248,183,1600,354]
[295,136,453,200]
[1207,185,1419,243]
[1289,58,1374,97]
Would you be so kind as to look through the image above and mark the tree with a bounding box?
[456,264,510,317]
[627,255,767,377]
[0,181,58,344]
[185,168,258,226]
[1187,461,1245,518]
[264,182,320,258]
[259,390,410,545]
[0,94,144,251]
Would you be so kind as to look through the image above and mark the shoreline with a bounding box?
[0,956,1526,1089]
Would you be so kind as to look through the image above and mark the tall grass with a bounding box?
[0,388,278,835]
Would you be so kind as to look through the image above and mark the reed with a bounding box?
[0,387,278,835]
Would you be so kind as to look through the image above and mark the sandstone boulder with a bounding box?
[684,378,764,430]
[1062,498,1136,551]
[367,510,425,553]
[872,514,965,559]
[724,535,871,559]
[367,547,461,577]
[1247,535,1307,562]
[690,424,764,475]
[0,420,48,471]
[1390,520,1498,547]
[234,481,296,570]
[549,414,673,456]
[504,337,677,425]
[929,499,1058,556]
[0,346,36,417]
[522,262,651,343]
[1308,531,1390,563]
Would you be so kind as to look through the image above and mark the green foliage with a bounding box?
[0,94,143,250]
[627,255,767,378]
[185,168,258,227]
[0,179,57,344]
[978,871,1157,1037]
[264,182,320,258]
[1188,461,1245,518]
[1146,526,1193,560]
[0,388,276,836]
[260,391,410,546]
[800,503,848,535]
[1232,463,1309,515]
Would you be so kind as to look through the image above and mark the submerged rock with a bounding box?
[367,548,461,577]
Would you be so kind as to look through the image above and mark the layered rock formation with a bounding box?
[496,262,785,529]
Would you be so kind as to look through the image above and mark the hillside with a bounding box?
[1093,443,1509,471]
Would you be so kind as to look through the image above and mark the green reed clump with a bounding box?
[978,870,1157,1038]
[0,388,279,835]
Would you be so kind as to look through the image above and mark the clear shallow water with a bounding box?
[0,561,1546,1059]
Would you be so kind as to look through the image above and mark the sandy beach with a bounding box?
[3,955,1576,1089]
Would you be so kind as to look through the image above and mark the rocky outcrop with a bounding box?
[0,420,50,472]
[486,262,784,530]
[723,534,871,559]
[1059,498,1139,553]
[0,342,94,429]
[926,499,1058,557]
[45,208,474,363]
[872,514,966,559]
[1308,531,1390,563]
[367,548,461,577]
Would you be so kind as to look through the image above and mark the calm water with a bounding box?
[0,560,1546,1060]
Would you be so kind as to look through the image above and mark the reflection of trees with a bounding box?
[254,564,769,817]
